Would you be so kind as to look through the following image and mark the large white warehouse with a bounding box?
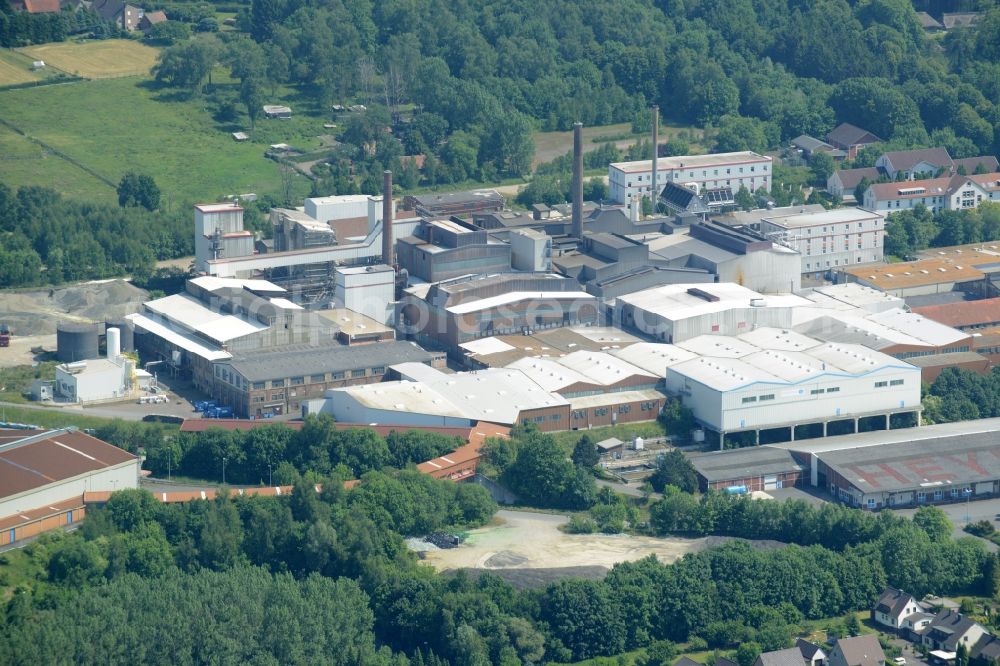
[664,329,921,448]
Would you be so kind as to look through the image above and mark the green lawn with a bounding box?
[0,403,126,430]
[0,76,313,205]
[0,123,113,201]
[549,421,667,454]
[0,361,58,404]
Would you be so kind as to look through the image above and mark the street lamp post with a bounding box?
[268,461,272,487]
[222,456,227,485]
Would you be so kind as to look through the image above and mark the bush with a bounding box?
[964,520,996,538]
[565,515,597,534]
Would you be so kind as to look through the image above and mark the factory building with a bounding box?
[643,221,803,293]
[308,366,569,430]
[773,418,1000,510]
[397,273,599,353]
[54,327,144,404]
[211,340,443,418]
[510,228,552,272]
[841,258,988,299]
[608,152,772,206]
[127,277,339,392]
[689,447,807,492]
[396,218,512,283]
[306,359,666,433]
[194,203,253,273]
[663,329,922,447]
[615,283,813,343]
[759,207,885,278]
[458,326,643,368]
[0,428,140,546]
[506,350,659,397]
[334,265,396,325]
[403,189,505,218]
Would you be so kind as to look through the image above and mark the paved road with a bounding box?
[596,478,661,500]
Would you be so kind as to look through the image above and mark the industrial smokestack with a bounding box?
[382,170,393,266]
[651,105,659,213]
[572,122,583,239]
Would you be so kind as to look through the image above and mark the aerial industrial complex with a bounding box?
[14,116,1000,536]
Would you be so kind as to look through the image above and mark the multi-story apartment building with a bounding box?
[608,152,772,206]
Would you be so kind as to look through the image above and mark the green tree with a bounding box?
[146,20,191,44]
[913,506,953,542]
[571,434,599,469]
[736,641,762,666]
[637,640,678,666]
[648,450,699,494]
[116,172,160,211]
[735,185,755,211]
[809,151,835,186]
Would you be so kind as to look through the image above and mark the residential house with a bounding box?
[954,156,999,175]
[92,0,141,30]
[942,13,981,30]
[793,135,845,160]
[21,0,60,13]
[828,635,885,666]
[137,9,166,32]
[828,167,881,200]
[970,635,1000,666]
[827,124,881,160]
[916,11,944,31]
[901,611,936,642]
[717,658,740,666]
[797,639,827,666]
[755,648,806,666]
[862,177,952,215]
[872,587,923,631]
[921,610,989,654]
[876,148,953,181]
[677,659,703,666]
[862,174,1000,215]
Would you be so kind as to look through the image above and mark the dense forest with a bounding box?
[3,424,998,664]
[0,183,192,288]
[142,0,1000,196]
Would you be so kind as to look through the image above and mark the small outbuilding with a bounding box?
[232,131,249,141]
[263,105,292,119]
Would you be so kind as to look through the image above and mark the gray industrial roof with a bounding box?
[688,447,806,483]
[226,341,434,382]
[817,430,1000,493]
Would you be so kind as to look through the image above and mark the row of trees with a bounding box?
[94,416,465,485]
[884,202,1000,259]
[0,183,192,288]
[0,5,115,47]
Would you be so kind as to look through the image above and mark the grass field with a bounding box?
[533,121,708,167]
[0,49,47,86]
[0,123,114,200]
[17,39,159,79]
[0,76,313,204]
[549,421,667,453]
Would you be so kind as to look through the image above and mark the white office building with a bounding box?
[759,207,884,278]
[609,152,772,206]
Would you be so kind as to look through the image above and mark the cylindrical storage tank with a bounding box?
[105,319,134,352]
[56,322,101,362]
[106,327,121,360]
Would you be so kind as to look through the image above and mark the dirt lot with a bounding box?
[0,279,147,337]
[421,510,782,576]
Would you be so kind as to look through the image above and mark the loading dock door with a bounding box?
[764,476,778,490]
